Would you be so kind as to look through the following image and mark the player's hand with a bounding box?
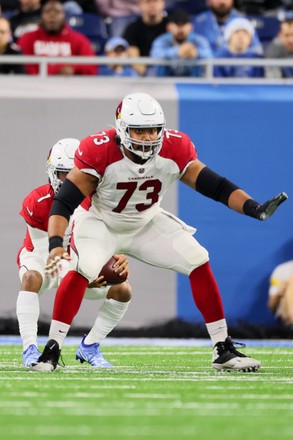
[45,247,70,278]
[256,192,288,220]
[113,254,129,279]
[88,275,107,289]
[179,42,197,59]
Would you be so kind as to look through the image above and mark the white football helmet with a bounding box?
[46,138,80,194]
[115,92,166,160]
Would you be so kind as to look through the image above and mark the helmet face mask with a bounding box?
[46,138,80,194]
[116,93,166,160]
[123,125,164,160]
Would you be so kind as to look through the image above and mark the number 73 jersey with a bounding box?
[75,128,197,233]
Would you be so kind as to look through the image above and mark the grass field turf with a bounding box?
[0,341,293,440]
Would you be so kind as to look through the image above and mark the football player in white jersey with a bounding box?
[17,138,131,368]
[31,93,287,373]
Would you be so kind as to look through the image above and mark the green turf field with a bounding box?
[0,343,292,440]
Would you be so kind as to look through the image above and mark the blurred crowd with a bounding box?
[0,0,293,77]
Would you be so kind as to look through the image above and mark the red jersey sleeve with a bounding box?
[20,184,54,231]
[160,129,198,173]
[74,129,123,177]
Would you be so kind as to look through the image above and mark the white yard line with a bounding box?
[1,336,293,348]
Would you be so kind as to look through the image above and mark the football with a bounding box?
[99,257,127,285]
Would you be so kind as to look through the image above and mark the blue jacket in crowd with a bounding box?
[99,65,138,77]
[214,47,264,78]
[150,32,213,77]
[193,9,262,55]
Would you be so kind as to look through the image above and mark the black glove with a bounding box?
[243,192,288,221]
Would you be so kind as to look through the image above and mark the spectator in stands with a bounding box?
[9,1,83,43]
[193,0,262,55]
[94,0,140,17]
[150,10,212,77]
[268,260,293,326]
[214,17,264,77]
[123,0,168,76]
[18,0,97,75]
[265,17,293,78]
[0,0,91,15]
[10,0,42,42]
[99,36,138,76]
[0,15,25,73]
[94,0,140,37]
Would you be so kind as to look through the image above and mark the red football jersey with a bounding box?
[19,183,54,251]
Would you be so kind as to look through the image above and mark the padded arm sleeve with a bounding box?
[49,179,86,221]
[195,167,240,206]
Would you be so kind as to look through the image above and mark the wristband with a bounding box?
[49,235,63,252]
[243,199,260,218]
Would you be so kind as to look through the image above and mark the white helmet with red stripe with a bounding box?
[115,92,165,160]
[46,138,79,194]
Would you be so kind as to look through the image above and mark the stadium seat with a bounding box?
[248,15,280,46]
[67,13,109,54]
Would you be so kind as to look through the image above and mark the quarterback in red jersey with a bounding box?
[32,92,287,373]
[18,0,97,75]
[17,138,131,368]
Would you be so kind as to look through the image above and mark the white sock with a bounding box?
[84,299,130,345]
[48,320,71,348]
[206,319,228,346]
[16,291,40,351]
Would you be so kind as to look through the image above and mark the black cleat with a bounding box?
[212,336,261,372]
[29,339,61,372]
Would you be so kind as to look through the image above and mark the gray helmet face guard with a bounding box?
[121,124,165,160]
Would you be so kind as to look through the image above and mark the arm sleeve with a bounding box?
[195,166,240,206]
[49,179,86,220]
